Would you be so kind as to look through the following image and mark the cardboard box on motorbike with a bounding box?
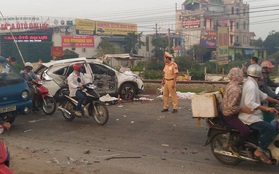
[191,91,223,118]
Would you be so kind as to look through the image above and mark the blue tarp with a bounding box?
[244,49,255,55]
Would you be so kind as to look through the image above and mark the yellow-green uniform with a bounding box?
[163,61,178,110]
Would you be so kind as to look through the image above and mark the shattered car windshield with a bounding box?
[0,60,23,86]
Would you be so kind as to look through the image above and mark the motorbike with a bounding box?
[32,79,57,115]
[57,83,109,125]
[0,125,14,174]
[205,108,279,165]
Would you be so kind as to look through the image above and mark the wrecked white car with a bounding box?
[34,57,144,100]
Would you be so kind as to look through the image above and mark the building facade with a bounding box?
[175,0,250,50]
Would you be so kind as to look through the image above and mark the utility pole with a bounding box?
[0,11,25,64]
[168,28,171,52]
[153,23,161,60]
[154,23,159,36]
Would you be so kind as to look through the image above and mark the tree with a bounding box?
[123,32,145,54]
[96,39,123,57]
[263,32,279,55]
[189,45,212,62]
[250,37,263,47]
[151,35,169,62]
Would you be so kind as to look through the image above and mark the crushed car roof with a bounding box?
[42,57,103,67]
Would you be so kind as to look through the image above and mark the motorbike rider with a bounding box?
[20,62,40,108]
[67,63,87,117]
[221,67,252,155]
[259,60,279,99]
[238,64,279,164]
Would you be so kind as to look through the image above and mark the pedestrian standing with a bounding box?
[250,56,259,65]
[161,52,179,113]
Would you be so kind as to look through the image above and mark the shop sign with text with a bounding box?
[182,15,201,29]
[2,34,51,43]
[62,35,94,47]
[217,27,229,65]
[0,16,74,32]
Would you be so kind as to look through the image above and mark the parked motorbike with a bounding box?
[205,113,279,165]
[32,79,57,115]
[57,83,109,125]
[0,125,14,174]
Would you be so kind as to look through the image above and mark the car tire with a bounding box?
[119,83,136,100]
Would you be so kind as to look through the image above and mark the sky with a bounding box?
[0,0,278,40]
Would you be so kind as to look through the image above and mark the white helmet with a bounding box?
[24,62,33,68]
[247,64,262,78]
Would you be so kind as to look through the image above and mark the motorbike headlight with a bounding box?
[22,91,29,99]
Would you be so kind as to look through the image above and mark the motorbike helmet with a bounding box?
[24,62,33,69]
[247,64,262,78]
[73,63,83,71]
[261,60,274,69]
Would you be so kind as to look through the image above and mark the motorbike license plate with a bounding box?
[0,106,16,113]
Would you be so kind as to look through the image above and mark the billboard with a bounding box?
[75,18,95,31]
[95,21,137,35]
[2,34,51,43]
[200,30,217,48]
[61,35,94,47]
[217,27,229,65]
[0,16,74,33]
[182,15,200,29]
[75,19,137,35]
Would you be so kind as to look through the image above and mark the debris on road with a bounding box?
[105,156,141,161]
[24,129,32,133]
[162,144,169,147]
[84,149,90,154]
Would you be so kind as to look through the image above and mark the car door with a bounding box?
[64,63,93,84]
[89,63,118,96]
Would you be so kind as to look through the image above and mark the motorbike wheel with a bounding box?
[42,96,57,115]
[91,102,109,125]
[2,116,15,124]
[210,133,241,165]
[61,101,76,121]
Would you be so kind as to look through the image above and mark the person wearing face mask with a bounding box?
[67,63,87,117]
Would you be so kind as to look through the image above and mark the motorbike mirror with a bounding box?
[77,78,81,83]
[0,125,4,134]
[275,87,279,95]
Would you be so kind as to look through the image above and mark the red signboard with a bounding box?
[51,46,63,57]
[182,15,201,29]
[61,35,94,47]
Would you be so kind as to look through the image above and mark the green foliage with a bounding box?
[175,56,204,80]
[151,35,169,61]
[263,32,279,55]
[96,39,123,57]
[189,45,213,62]
[124,32,145,54]
[142,70,163,79]
[250,38,263,47]
[130,61,146,71]
[146,60,165,70]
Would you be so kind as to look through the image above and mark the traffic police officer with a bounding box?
[161,52,179,113]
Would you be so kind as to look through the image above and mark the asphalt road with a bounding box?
[2,94,279,174]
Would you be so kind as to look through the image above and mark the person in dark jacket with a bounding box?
[259,60,279,99]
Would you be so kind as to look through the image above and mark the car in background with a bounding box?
[34,57,144,100]
[0,56,32,123]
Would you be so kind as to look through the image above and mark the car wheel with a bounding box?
[120,83,136,100]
